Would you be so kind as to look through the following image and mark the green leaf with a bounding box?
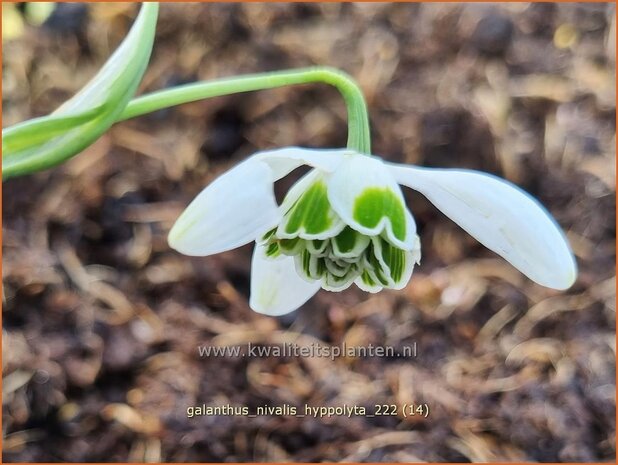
[2,3,159,179]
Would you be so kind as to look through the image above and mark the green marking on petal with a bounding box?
[316,257,327,277]
[371,265,390,286]
[333,226,357,253]
[331,226,370,258]
[265,242,281,258]
[353,187,406,241]
[325,257,349,277]
[302,249,312,276]
[280,237,303,255]
[361,270,376,287]
[324,264,358,291]
[366,242,390,286]
[381,239,405,282]
[284,180,332,235]
[307,239,328,255]
[261,227,277,243]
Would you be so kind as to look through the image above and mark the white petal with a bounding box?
[390,165,577,290]
[169,147,349,257]
[255,146,349,179]
[250,244,321,316]
[169,158,280,256]
[327,153,417,250]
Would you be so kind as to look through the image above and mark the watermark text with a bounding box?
[197,342,417,360]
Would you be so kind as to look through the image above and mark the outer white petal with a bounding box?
[390,165,577,290]
[327,153,417,250]
[255,146,349,179]
[250,244,321,316]
[169,158,280,256]
[169,147,349,257]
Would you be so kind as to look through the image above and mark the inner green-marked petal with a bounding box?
[307,239,328,255]
[284,180,333,235]
[265,242,280,258]
[280,237,302,254]
[260,227,277,243]
[333,226,357,253]
[353,187,406,241]
[267,177,418,293]
[332,226,370,258]
[361,270,377,287]
[381,239,405,282]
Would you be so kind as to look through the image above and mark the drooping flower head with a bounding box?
[169,148,576,315]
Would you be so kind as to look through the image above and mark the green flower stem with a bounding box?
[120,66,371,154]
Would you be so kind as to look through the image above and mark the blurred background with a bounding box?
[2,2,616,462]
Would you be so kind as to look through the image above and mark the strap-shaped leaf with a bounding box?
[2,3,159,179]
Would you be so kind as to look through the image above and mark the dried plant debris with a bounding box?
[3,3,615,462]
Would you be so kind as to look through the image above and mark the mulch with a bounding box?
[2,3,615,462]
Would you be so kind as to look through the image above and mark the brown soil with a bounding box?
[2,3,615,462]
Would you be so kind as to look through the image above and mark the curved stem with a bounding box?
[119,66,371,154]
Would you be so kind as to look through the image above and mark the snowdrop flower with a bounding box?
[169,147,576,316]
